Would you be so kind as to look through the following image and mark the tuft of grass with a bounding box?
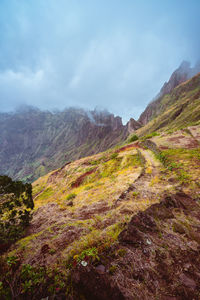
[66,193,77,201]
[142,132,160,141]
[109,265,117,275]
[128,134,139,143]
[110,152,118,159]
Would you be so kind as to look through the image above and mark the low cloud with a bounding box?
[0,0,199,122]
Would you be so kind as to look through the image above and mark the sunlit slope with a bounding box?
[3,129,200,299]
[8,143,166,265]
[33,147,143,210]
[12,128,200,268]
[136,73,200,136]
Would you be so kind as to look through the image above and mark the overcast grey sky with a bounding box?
[0,0,200,122]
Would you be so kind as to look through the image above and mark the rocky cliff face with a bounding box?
[127,118,142,134]
[0,107,128,182]
[136,73,200,136]
[138,61,200,125]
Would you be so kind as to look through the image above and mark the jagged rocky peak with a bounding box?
[159,60,200,98]
[160,60,191,96]
[127,118,142,134]
[87,109,123,130]
[138,60,200,125]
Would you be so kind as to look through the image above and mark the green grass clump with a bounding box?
[100,158,122,178]
[142,132,160,140]
[66,193,77,201]
[128,134,139,143]
[109,265,117,275]
[117,248,127,257]
[73,247,99,264]
[110,152,118,159]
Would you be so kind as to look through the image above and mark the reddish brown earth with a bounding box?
[117,142,140,152]
[72,192,200,300]
[71,167,98,188]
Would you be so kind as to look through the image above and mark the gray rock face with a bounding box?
[0,107,128,182]
[138,61,200,125]
[127,118,142,134]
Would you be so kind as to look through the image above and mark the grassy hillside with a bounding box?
[1,125,200,299]
[136,73,200,137]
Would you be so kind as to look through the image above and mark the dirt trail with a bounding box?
[116,147,172,208]
[133,149,168,200]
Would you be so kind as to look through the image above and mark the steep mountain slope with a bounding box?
[136,72,200,137]
[1,124,199,299]
[0,107,132,182]
[139,61,200,125]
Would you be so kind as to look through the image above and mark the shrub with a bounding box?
[142,132,160,140]
[74,247,99,265]
[128,134,138,143]
[0,176,34,247]
[110,152,118,159]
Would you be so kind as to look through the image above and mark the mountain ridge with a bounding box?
[0,107,130,182]
[138,61,200,125]
[0,107,142,182]
[135,72,200,137]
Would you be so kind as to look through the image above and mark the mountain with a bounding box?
[138,61,200,125]
[136,72,200,137]
[0,107,137,182]
[1,63,200,299]
[1,119,199,299]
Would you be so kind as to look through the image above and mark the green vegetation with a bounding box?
[73,247,99,264]
[117,248,127,257]
[110,152,118,159]
[65,193,77,201]
[136,73,200,137]
[141,132,160,140]
[0,176,33,247]
[0,257,68,299]
[128,134,139,143]
[37,187,54,200]
[109,265,117,275]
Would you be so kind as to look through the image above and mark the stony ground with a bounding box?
[2,126,200,299]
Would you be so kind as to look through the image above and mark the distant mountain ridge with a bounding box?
[138,61,200,125]
[0,107,132,182]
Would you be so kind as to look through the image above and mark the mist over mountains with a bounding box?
[1,0,200,122]
[0,107,130,182]
[138,60,200,125]
[0,60,200,182]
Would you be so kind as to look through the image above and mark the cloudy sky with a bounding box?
[0,0,200,122]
